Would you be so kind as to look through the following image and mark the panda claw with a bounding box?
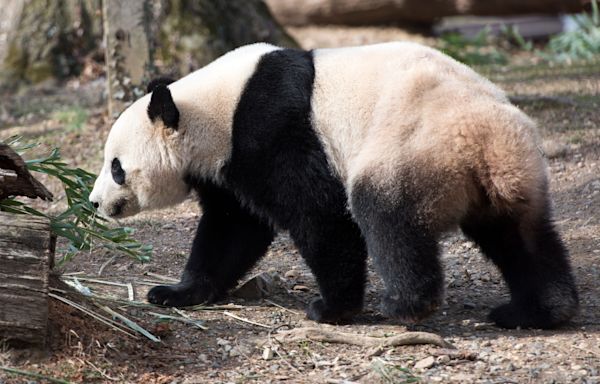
[147,283,219,308]
[306,298,361,324]
[489,302,577,330]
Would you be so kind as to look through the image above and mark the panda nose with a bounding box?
[91,200,99,209]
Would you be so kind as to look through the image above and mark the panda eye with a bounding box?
[111,158,125,185]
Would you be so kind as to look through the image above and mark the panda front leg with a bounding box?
[290,214,368,323]
[147,184,274,307]
[350,178,444,322]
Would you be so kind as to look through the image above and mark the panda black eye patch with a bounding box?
[111,158,125,185]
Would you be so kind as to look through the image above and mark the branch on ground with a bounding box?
[0,144,53,201]
[275,327,455,349]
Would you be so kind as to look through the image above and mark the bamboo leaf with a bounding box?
[2,136,153,264]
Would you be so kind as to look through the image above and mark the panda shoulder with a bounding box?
[227,43,282,60]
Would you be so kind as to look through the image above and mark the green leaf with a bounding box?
[3,136,153,264]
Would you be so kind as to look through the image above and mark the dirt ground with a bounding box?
[1,26,599,384]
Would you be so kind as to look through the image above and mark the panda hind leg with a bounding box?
[460,203,579,329]
[350,178,444,323]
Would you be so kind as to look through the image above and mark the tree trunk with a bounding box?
[154,0,297,75]
[0,0,102,88]
[103,0,153,118]
[266,0,587,26]
[0,0,295,115]
[0,212,56,347]
[103,0,297,116]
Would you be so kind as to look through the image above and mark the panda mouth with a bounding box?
[108,198,127,218]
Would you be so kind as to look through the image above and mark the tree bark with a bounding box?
[0,0,102,88]
[103,0,297,116]
[266,0,587,26]
[0,0,295,114]
[103,0,153,118]
[154,0,297,75]
[104,0,296,117]
[0,212,56,347]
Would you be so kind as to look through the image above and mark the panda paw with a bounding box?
[380,293,440,323]
[306,298,361,324]
[489,302,576,329]
[147,283,221,307]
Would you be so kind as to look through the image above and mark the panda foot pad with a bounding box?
[306,298,361,324]
[147,283,218,307]
[489,302,574,330]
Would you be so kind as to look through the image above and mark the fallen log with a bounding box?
[0,143,53,201]
[0,144,55,346]
[0,212,56,347]
[266,0,587,26]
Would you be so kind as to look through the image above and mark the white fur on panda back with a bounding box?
[312,42,507,182]
[311,42,545,229]
[170,43,281,181]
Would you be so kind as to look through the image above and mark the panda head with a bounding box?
[89,79,191,218]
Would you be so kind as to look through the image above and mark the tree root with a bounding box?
[275,327,455,349]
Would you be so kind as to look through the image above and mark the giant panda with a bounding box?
[89,42,579,329]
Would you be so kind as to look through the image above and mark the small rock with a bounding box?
[451,373,475,382]
[262,347,274,361]
[414,356,435,369]
[117,263,132,271]
[284,269,299,279]
[293,285,310,292]
[233,272,279,299]
[198,354,209,363]
[437,355,450,364]
[463,302,476,309]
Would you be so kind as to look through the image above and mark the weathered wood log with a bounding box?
[266,0,587,26]
[0,143,53,201]
[0,212,56,347]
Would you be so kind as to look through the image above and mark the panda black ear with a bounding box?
[147,84,180,130]
[147,77,175,93]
